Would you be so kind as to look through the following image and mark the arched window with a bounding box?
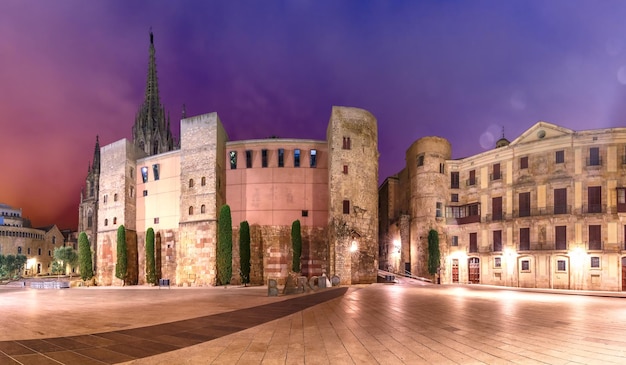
[52,236,56,244]
[114,193,118,202]
[104,219,108,226]
[189,206,194,215]
[113,217,117,225]
[17,246,21,254]
[201,204,206,214]
[201,177,206,186]
[87,211,93,228]
[189,179,194,188]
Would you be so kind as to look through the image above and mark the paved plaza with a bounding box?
[1,279,626,364]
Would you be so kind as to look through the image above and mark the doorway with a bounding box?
[452,259,459,283]
[468,257,480,284]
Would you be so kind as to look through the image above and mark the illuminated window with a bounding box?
[230,151,237,169]
[294,149,300,167]
[436,202,443,218]
[141,166,149,183]
[310,149,317,167]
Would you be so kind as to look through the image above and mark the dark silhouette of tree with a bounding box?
[239,221,251,286]
[217,205,232,285]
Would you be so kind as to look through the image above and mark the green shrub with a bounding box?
[145,228,156,284]
[78,232,93,281]
[291,220,302,272]
[115,225,127,283]
[428,229,440,276]
[217,205,232,285]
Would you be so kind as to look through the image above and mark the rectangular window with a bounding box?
[468,170,476,186]
[450,171,460,189]
[436,202,443,218]
[439,163,445,174]
[343,137,351,150]
[152,164,160,181]
[278,148,284,167]
[554,188,567,214]
[492,197,502,221]
[589,225,601,250]
[246,150,252,168]
[590,256,601,269]
[229,151,237,169]
[555,226,567,250]
[310,149,317,168]
[556,150,565,164]
[141,166,148,183]
[589,147,600,166]
[519,192,531,217]
[143,190,148,197]
[557,260,567,272]
[451,193,459,202]
[519,227,530,251]
[469,232,478,253]
[294,149,300,167]
[451,236,458,246]
[588,186,602,213]
[494,257,502,268]
[492,163,501,180]
[343,165,348,174]
[520,156,528,169]
[262,149,268,168]
[417,154,424,167]
[301,210,308,217]
[521,260,530,272]
[493,230,502,252]
[154,217,159,224]
[343,200,350,214]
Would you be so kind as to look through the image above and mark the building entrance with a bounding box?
[452,259,459,283]
[468,258,480,284]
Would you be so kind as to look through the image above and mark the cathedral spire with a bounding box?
[132,30,176,156]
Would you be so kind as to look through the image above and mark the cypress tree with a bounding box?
[239,221,251,286]
[217,205,232,285]
[115,225,127,284]
[428,229,440,276]
[145,228,156,284]
[291,220,302,272]
[78,232,93,281]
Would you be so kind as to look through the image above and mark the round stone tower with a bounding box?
[405,136,451,279]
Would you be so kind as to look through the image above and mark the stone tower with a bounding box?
[177,113,228,286]
[406,136,451,278]
[327,106,379,284]
[132,31,176,156]
[78,136,100,269]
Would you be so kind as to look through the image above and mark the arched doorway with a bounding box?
[468,257,480,284]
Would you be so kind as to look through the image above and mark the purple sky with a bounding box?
[2,1,626,229]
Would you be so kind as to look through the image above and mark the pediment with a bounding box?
[509,121,574,146]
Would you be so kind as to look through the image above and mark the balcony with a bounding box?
[446,203,481,225]
[588,241,603,251]
[517,242,568,251]
[583,204,606,214]
[586,157,602,167]
[466,178,477,187]
[489,173,502,181]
